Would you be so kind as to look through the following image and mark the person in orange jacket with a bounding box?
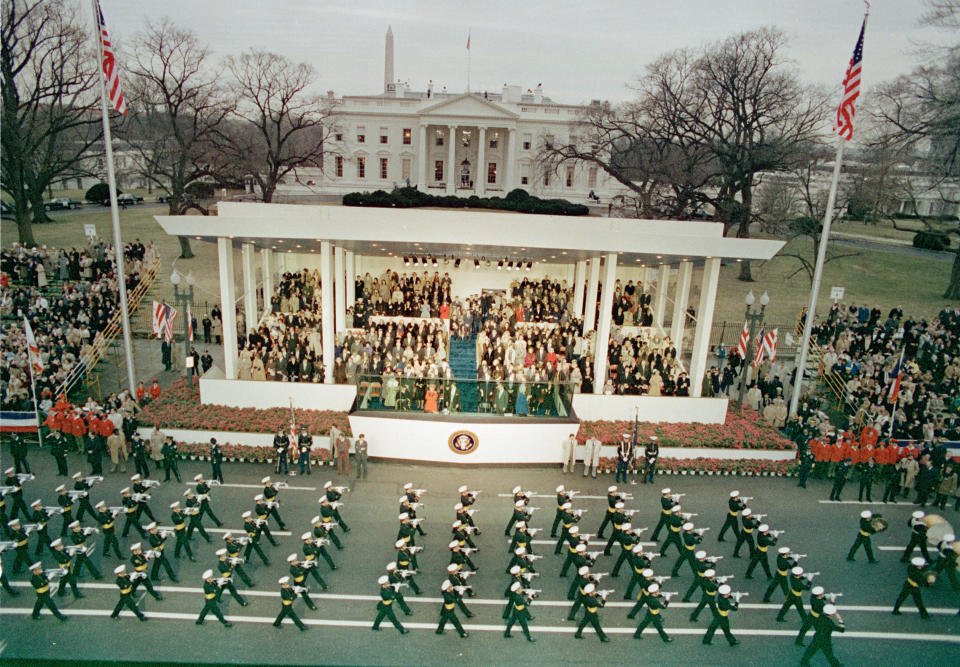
[149,379,162,402]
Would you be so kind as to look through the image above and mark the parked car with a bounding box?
[116,193,144,206]
[0,201,14,219]
[44,197,83,211]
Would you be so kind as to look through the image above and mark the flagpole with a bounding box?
[466,29,471,93]
[91,0,137,396]
[27,360,44,448]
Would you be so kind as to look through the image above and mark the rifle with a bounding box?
[681,512,698,520]
[301,560,319,569]
[716,575,735,584]
[694,528,711,537]
[265,501,281,509]
[740,496,754,502]
[67,490,88,499]
[17,473,36,483]
[732,591,750,603]
[527,528,542,536]
[770,530,785,538]
[622,509,638,517]
[803,571,820,582]
[521,572,540,581]
[527,554,543,561]
[524,588,542,599]
[391,582,409,591]
[84,475,104,485]
[397,569,418,578]
[653,575,671,584]
[228,556,245,567]
[826,592,844,603]
[593,572,610,580]
[461,547,477,554]
[141,480,161,489]
[80,527,99,536]
[793,554,808,560]
[292,585,309,594]
[597,589,615,600]
[753,513,768,521]
[43,506,65,515]
[131,493,151,503]
[273,482,290,490]
[408,546,423,553]
[409,518,425,526]
[0,486,17,495]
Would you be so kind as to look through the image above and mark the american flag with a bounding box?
[735,321,750,360]
[152,301,177,343]
[95,0,126,115]
[187,303,194,342]
[762,329,779,364]
[836,18,866,141]
[22,317,43,373]
[888,348,905,403]
[751,328,766,367]
[466,31,471,51]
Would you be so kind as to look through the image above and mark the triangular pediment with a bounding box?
[420,94,518,120]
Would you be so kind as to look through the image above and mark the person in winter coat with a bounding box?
[149,426,165,472]
[899,457,919,499]
[935,465,957,510]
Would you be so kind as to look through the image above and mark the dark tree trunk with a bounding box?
[944,248,960,299]
[15,210,36,246]
[29,190,52,224]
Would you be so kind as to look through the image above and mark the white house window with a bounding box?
[543,170,550,187]
[357,156,366,178]
[435,131,444,146]
[522,134,532,150]
[335,132,343,142]
[435,160,444,181]
[488,132,499,149]
[402,128,412,145]
[380,157,388,179]
[357,126,366,143]
[588,167,598,189]
[487,162,497,184]
[565,166,574,187]
[335,156,343,177]
[402,158,411,181]
[380,128,388,144]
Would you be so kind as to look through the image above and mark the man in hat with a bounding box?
[552,485,573,538]
[110,564,147,621]
[49,538,82,599]
[394,540,421,594]
[373,574,409,633]
[161,437,180,483]
[651,488,677,542]
[55,485,74,536]
[146,522,177,583]
[776,566,811,622]
[261,477,287,530]
[49,429,69,477]
[215,549,249,606]
[242,511,271,565]
[301,531,336,577]
[94,501,122,559]
[296,428,313,477]
[288,553,322,610]
[633,582,673,642]
[354,433,368,480]
[183,489,212,543]
[746,524,776,579]
[702,584,739,646]
[892,557,931,619]
[129,543,164,600]
[732,508,757,559]
[5,468,31,521]
[120,488,146,539]
[222,533,254,587]
[436,579,469,638]
[29,499,54,556]
[29,561,66,621]
[504,580,536,642]
[194,474,223,527]
[324,481,351,532]
[385,562,413,615]
[273,427,290,476]
[130,434,151,479]
[67,521,102,579]
[504,499,531,538]
[169,502,195,561]
[828,458,851,501]
[573,583,609,642]
[209,438,224,484]
[274,576,307,631]
[718,491,745,543]
[795,585,828,646]
[71,472,98,524]
[901,511,932,563]
[689,568,719,622]
[196,570,232,627]
[318,497,345,548]
[800,603,845,666]
[764,546,796,602]
[562,432,577,474]
[847,510,880,563]
[253,495,280,547]
[597,486,621,540]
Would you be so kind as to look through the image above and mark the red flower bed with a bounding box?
[140,379,351,436]
[578,410,792,450]
[173,441,333,465]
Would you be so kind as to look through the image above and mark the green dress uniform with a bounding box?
[732,514,758,558]
[504,505,531,537]
[932,539,960,591]
[387,569,413,615]
[746,531,776,578]
[184,496,211,542]
[253,501,279,546]
[307,526,339,567]
[29,506,53,556]
[130,552,163,599]
[703,594,739,645]
[763,551,796,602]
[0,495,9,539]
[506,550,535,575]
[217,557,249,605]
[682,555,711,601]
[671,529,702,576]
[395,546,421,594]
[397,520,418,554]
[717,496,745,542]
[561,543,591,578]
[554,508,580,556]
[170,509,195,561]
[455,506,479,534]
[611,531,640,576]
[602,508,629,556]
[162,440,181,483]
[97,509,122,559]
[326,488,351,532]
[196,579,232,626]
[224,539,254,587]
[262,484,287,530]
[132,481,157,521]
[50,547,83,599]
[776,572,811,622]
[318,502,344,549]
[447,570,475,614]
[634,591,673,642]
[110,573,146,621]
[795,591,826,645]
[567,574,599,620]
[72,478,97,523]
[196,482,223,527]
[510,525,535,554]
[597,490,620,539]
[892,561,931,618]
[452,523,477,550]
[573,591,609,641]
[30,570,66,620]
[800,612,845,666]
[289,562,319,609]
[4,473,30,520]
[901,516,932,563]
[243,518,271,565]
[147,530,178,582]
[373,583,409,633]
[628,574,657,619]
[57,491,74,536]
[689,576,719,622]
[624,551,653,600]
[68,528,102,579]
[120,495,145,538]
[9,526,32,573]
[436,587,469,637]
[660,513,684,556]
[846,515,879,563]
[651,495,677,541]
[303,538,336,579]
[504,589,535,641]
[274,584,307,630]
[551,490,571,537]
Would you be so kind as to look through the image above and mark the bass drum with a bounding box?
[923,514,955,545]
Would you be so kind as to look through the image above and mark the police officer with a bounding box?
[800,604,845,667]
[776,566,811,622]
[633,582,673,642]
[129,542,164,600]
[846,510,880,563]
[901,510,932,563]
[209,438,224,484]
[216,548,249,606]
[196,569,232,627]
[746,523,776,579]
[29,561,66,621]
[436,579,469,638]
[373,575,409,633]
[504,581,536,642]
[110,564,147,622]
[573,583,609,642]
[717,490,745,542]
[194,474,223,527]
[702,584,739,646]
[169,502,195,562]
[892,557,931,619]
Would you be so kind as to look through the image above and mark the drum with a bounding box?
[870,517,889,533]
[923,514,955,545]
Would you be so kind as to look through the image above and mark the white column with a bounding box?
[274,251,285,277]
[507,128,517,189]
[217,237,238,380]
[670,260,693,355]
[241,243,258,332]
[261,248,273,315]
[418,123,428,187]
[345,251,355,309]
[592,253,618,394]
[476,126,486,196]
[573,260,587,321]
[446,125,457,195]
[653,264,670,329]
[320,242,335,384]
[690,258,721,397]
[583,256,601,332]
[334,246,346,333]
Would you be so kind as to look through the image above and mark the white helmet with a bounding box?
[378,575,389,585]
[718,585,732,596]
[812,586,825,596]
[823,604,838,616]
[791,566,804,576]
[647,583,660,594]
[860,511,872,519]
[729,490,740,498]
[911,557,926,567]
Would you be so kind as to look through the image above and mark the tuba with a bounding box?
[923,514,955,545]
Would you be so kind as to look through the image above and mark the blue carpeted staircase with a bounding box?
[449,336,479,412]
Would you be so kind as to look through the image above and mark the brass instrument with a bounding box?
[870,516,889,534]
[183,507,200,516]
[67,490,88,499]
[207,480,222,487]
[923,514,955,545]
[131,493,151,503]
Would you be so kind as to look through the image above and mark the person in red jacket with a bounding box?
[149,379,162,402]
[135,382,147,403]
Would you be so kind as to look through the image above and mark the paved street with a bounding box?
[1,446,958,665]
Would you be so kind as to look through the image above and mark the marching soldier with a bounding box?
[597,486,622,539]
[120,488,146,539]
[49,538,83,600]
[624,545,655,600]
[385,562,414,615]
[450,540,479,572]
[932,533,959,591]
[506,545,536,575]
[634,582,673,642]
[689,568,719,623]
[560,533,592,578]
[131,475,158,522]
[288,553,324,607]
[602,504,630,556]
[196,569,232,627]
[776,566,812,622]
[681,550,711,601]
[129,543,164,600]
[611,524,641,577]
[671,522,702,577]
[436,579,469,638]
[394,540,422,594]
[194,475,223,527]
[302,531,337,576]
[455,502,480,536]
[253,495,280,547]
[55,485,73,536]
[67,521,102,579]
[573,583,609,642]
[0,546,20,596]
[446,563,475,615]
[309,516,341,561]
[397,513,418,549]
[892,557,931,619]
[170,502,195,562]
[452,520,478,550]
[94,501,122,559]
[552,485,572,537]
[71,472,98,524]
[216,549,249,606]
[702,584,739,646]
[554,503,581,556]
[847,510,880,563]
[458,485,479,518]
[29,561,66,621]
[146,522,178,583]
[110,564,147,621]
[183,490,212,543]
[318,496,344,549]
[504,500,531,538]
[373,575,409,633]
[764,546,797,602]
[510,520,535,555]
[29,499,54,556]
[8,518,33,573]
[504,565,531,618]
[746,524,776,579]
[504,581,536,642]
[651,487,678,541]
[627,569,658,619]
[732,507,758,559]
[795,585,827,646]
[324,481,351,532]
[718,490,745,542]
[901,510,932,563]
[800,604,845,667]
[567,565,600,619]
[222,533,255,587]
[261,477,287,530]
[660,505,685,556]
[4,468,31,520]
[242,511,271,566]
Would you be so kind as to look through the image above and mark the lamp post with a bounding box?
[170,270,195,378]
[735,289,769,412]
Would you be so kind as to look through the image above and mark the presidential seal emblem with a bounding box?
[448,430,479,455]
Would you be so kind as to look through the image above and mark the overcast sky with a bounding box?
[102,0,945,105]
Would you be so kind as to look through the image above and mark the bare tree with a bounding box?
[215,50,332,203]
[121,19,230,259]
[1,0,102,244]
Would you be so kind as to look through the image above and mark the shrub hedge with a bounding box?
[342,187,589,216]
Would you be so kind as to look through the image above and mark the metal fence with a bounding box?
[706,320,800,361]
